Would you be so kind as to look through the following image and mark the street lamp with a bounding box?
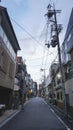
[57,72,61,79]
[45,3,67,116]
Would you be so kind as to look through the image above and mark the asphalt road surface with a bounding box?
[0,97,69,130]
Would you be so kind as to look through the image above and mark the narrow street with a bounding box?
[0,1,73,130]
[0,97,69,130]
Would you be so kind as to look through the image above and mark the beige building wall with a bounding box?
[0,43,16,90]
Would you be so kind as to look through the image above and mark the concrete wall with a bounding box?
[0,43,16,90]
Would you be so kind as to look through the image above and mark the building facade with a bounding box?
[0,6,20,108]
[61,8,73,116]
[16,56,27,104]
[44,8,73,117]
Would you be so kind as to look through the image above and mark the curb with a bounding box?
[0,101,29,128]
[0,110,20,128]
[45,100,73,121]
[54,105,73,120]
[51,104,73,122]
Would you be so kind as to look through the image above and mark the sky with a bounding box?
[0,0,73,84]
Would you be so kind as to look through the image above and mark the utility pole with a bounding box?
[40,68,46,97]
[45,3,67,116]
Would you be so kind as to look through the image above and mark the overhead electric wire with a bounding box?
[11,17,45,48]
[40,21,50,81]
[11,17,52,56]
[40,22,48,69]
[18,23,47,42]
[10,17,51,82]
[19,33,46,41]
[44,21,50,70]
[44,38,67,72]
[40,45,46,68]
[41,20,50,70]
[39,23,47,37]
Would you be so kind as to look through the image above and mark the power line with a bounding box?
[18,23,47,41]
[18,33,46,41]
[11,17,45,48]
[44,20,50,69]
[11,17,53,69]
[44,50,49,69]
[40,23,48,69]
[40,20,50,70]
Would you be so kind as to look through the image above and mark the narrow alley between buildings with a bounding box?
[0,1,73,130]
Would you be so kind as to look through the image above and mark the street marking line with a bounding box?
[42,100,48,105]
[42,100,71,130]
[50,108,55,113]
[42,99,55,113]
[53,106,64,115]
[56,115,71,130]
[0,100,32,128]
[42,99,50,108]
[0,110,20,128]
